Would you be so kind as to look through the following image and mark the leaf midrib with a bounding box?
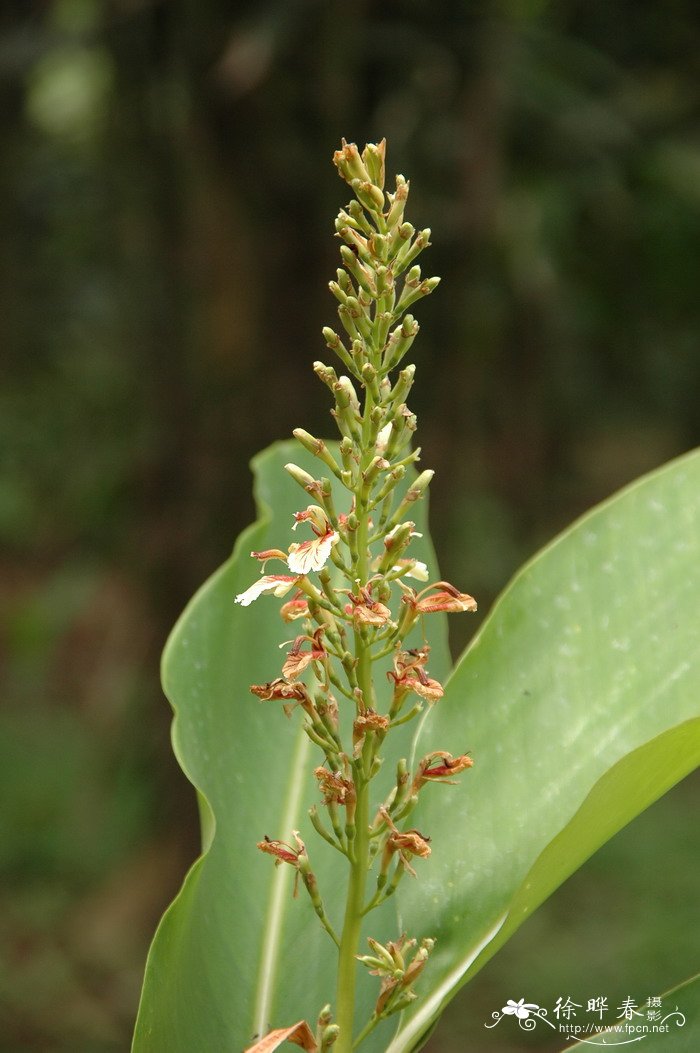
[252,726,312,1035]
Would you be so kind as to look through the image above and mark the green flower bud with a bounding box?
[337,268,354,294]
[333,138,371,184]
[408,469,434,498]
[328,280,348,305]
[285,462,316,491]
[339,245,376,297]
[385,315,420,371]
[391,364,416,406]
[361,138,386,188]
[321,1024,340,1049]
[396,275,440,313]
[386,175,409,229]
[334,375,361,415]
[351,177,384,212]
[293,429,343,480]
[313,360,339,391]
[395,227,431,274]
[347,198,372,235]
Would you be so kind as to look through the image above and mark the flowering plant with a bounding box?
[133,142,700,1052]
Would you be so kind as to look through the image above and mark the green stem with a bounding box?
[335,409,375,1050]
[334,771,369,1048]
[352,1013,381,1049]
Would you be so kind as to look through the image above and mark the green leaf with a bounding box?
[132,441,450,1052]
[387,449,700,1051]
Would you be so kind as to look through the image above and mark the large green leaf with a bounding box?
[387,449,700,1051]
[132,441,451,1051]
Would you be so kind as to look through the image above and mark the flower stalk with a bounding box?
[239,140,477,1051]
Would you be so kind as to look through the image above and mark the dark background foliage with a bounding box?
[1,1,698,1049]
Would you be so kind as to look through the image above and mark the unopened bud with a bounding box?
[351,178,384,212]
[322,325,344,350]
[395,227,432,274]
[337,267,354,294]
[362,138,386,189]
[339,246,375,297]
[361,362,381,401]
[334,375,361,415]
[408,469,434,499]
[369,233,389,262]
[293,429,343,480]
[371,463,406,506]
[339,436,354,469]
[384,521,414,552]
[328,280,348,305]
[375,265,392,296]
[362,454,389,487]
[317,1005,333,1028]
[321,1024,340,1049]
[391,364,416,406]
[313,361,339,390]
[404,264,422,288]
[338,224,372,264]
[385,315,420,370]
[386,175,409,229]
[397,275,440,313]
[347,199,372,235]
[333,138,370,185]
[285,463,316,491]
[323,324,360,375]
[385,469,434,532]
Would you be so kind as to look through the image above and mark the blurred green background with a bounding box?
[2,1,699,1050]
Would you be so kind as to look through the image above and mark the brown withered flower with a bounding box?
[344,584,392,627]
[282,628,326,681]
[250,679,310,703]
[380,808,431,877]
[314,766,355,807]
[412,750,474,793]
[389,649,443,705]
[353,710,390,754]
[249,679,314,718]
[388,647,443,707]
[257,831,305,867]
[409,581,478,614]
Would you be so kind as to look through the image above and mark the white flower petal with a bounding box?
[287,531,338,574]
[235,575,297,606]
[406,559,429,581]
